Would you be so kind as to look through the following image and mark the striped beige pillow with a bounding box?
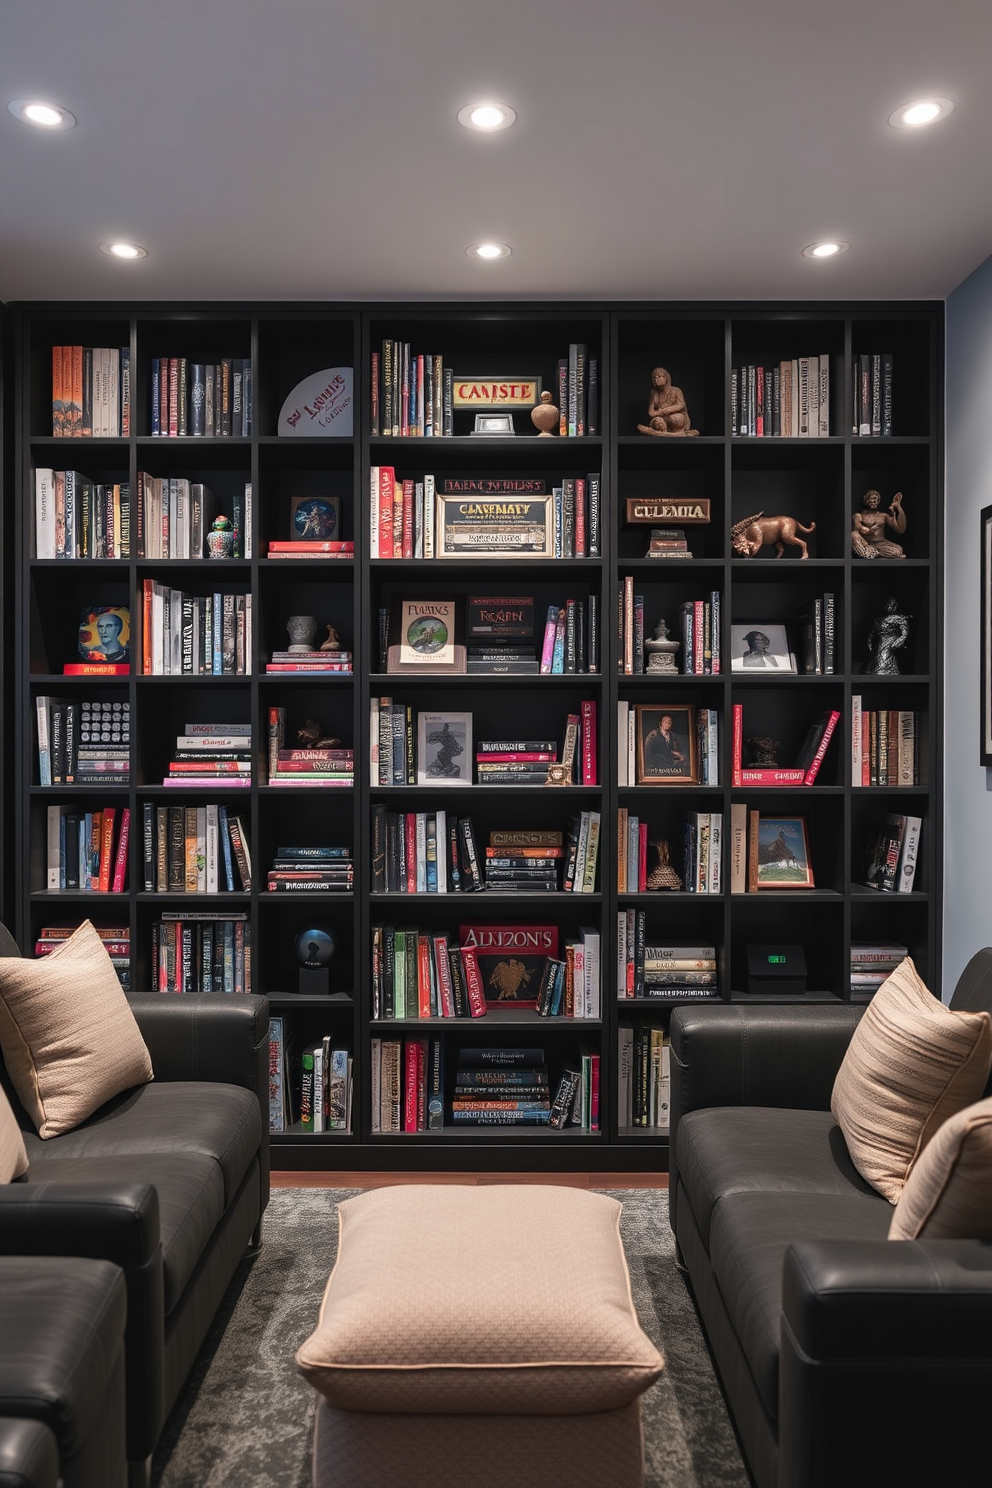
[0,1083,28,1180]
[0,920,152,1138]
[889,1097,992,1239]
[831,957,992,1201]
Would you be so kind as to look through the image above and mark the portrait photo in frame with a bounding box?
[634,704,698,784]
[416,710,472,786]
[753,815,814,889]
[730,623,797,674]
[78,604,130,663]
[982,505,992,764]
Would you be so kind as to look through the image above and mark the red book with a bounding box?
[405,814,417,895]
[403,1041,419,1131]
[574,477,586,557]
[267,540,354,552]
[581,699,597,785]
[111,807,130,893]
[98,808,116,893]
[89,813,103,890]
[62,663,130,675]
[378,467,395,559]
[168,357,179,437]
[732,702,743,787]
[803,709,842,785]
[693,601,705,675]
[740,768,806,785]
[458,946,488,1019]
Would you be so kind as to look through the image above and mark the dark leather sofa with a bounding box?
[0,925,270,1488]
[669,947,992,1488]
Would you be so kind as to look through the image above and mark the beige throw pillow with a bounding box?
[0,920,152,1138]
[889,1096,992,1239]
[0,1083,28,1180]
[831,957,992,1201]
[297,1185,664,1414]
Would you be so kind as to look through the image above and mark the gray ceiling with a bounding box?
[2,0,990,304]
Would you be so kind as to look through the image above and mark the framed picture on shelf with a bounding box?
[386,596,466,674]
[77,604,130,663]
[751,815,814,889]
[290,496,340,541]
[416,711,472,786]
[981,505,992,764]
[458,922,558,1009]
[730,623,797,674]
[435,491,554,558]
[634,704,698,784]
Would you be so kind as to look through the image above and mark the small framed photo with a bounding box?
[730,623,797,674]
[290,496,341,541]
[754,815,814,889]
[387,596,466,674]
[416,711,472,786]
[634,704,698,784]
[471,413,516,436]
[78,604,130,663]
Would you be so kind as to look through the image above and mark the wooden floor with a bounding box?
[272,1170,668,1189]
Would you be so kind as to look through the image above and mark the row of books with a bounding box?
[268,1018,352,1134]
[795,594,836,674]
[731,356,831,438]
[163,726,253,789]
[850,942,908,997]
[150,356,252,438]
[617,924,720,1001]
[36,698,130,787]
[371,342,452,439]
[36,922,130,990]
[140,801,252,892]
[267,709,354,787]
[851,702,919,786]
[537,598,599,674]
[137,475,251,559]
[151,913,251,994]
[618,1023,670,1131]
[369,704,598,787]
[862,813,922,893]
[556,344,599,438]
[34,469,132,560]
[371,811,600,895]
[853,353,894,437]
[620,584,722,676]
[266,846,353,893]
[45,804,130,892]
[141,582,252,675]
[51,345,129,438]
[731,706,841,787]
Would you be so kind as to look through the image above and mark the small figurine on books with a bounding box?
[530,389,559,436]
[745,736,781,766]
[637,367,698,437]
[646,839,683,891]
[297,718,341,748]
[851,488,906,559]
[865,596,910,676]
[319,624,341,651]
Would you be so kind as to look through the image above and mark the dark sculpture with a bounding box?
[866,596,910,675]
[731,511,816,559]
[646,839,683,891]
[425,721,464,779]
[297,718,341,748]
[637,367,698,437]
[852,488,906,559]
[745,736,781,766]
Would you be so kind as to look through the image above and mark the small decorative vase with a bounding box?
[531,389,559,437]
[286,615,318,653]
[206,514,235,559]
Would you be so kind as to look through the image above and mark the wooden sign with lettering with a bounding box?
[626,498,711,525]
[451,377,542,410]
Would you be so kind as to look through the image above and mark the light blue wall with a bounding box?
[944,251,992,994]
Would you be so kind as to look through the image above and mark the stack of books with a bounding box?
[46,804,129,892]
[266,845,353,893]
[850,942,908,998]
[484,829,563,892]
[36,921,130,989]
[451,1047,551,1126]
[646,526,692,559]
[269,745,354,786]
[152,912,251,993]
[164,725,252,787]
[266,540,354,560]
[36,698,131,787]
[467,642,538,674]
[643,944,718,1000]
[142,803,251,893]
[264,647,353,674]
[476,738,554,787]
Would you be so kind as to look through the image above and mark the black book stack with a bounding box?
[451,1047,551,1125]
[266,845,354,893]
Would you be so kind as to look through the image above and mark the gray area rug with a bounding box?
[151,1188,753,1488]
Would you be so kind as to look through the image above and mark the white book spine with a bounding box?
[205,804,219,894]
[369,697,380,784]
[617,701,628,786]
[818,354,830,436]
[627,815,639,892]
[415,813,427,893]
[36,695,52,786]
[708,811,723,895]
[195,807,207,891]
[36,468,56,559]
[628,706,636,782]
[897,816,923,892]
[581,926,601,1018]
[424,473,435,560]
[851,695,862,786]
[434,808,447,892]
[47,804,61,889]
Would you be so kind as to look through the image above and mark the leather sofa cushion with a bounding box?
[708,1190,890,1422]
[0,1083,27,1182]
[889,1095,992,1239]
[676,1106,878,1251]
[0,1256,126,1455]
[21,1080,260,1210]
[21,1150,225,1313]
[0,920,153,1138]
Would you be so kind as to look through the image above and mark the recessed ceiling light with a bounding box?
[457,102,516,132]
[802,241,850,259]
[467,242,511,260]
[888,97,953,129]
[99,241,148,260]
[7,98,76,129]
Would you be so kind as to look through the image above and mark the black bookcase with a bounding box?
[10,300,943,1171]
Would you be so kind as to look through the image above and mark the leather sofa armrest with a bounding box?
[0,1181,160,1267]
[0,1418,60,1488]
[779,1239,992,1488]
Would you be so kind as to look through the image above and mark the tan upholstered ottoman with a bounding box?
[296,1185,663,1488]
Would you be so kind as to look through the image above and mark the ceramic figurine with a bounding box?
[637,367,698,437]
[851,489,907,559]
[730,511,816,559]
[531,389,559,436]
[207,513,235,558]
